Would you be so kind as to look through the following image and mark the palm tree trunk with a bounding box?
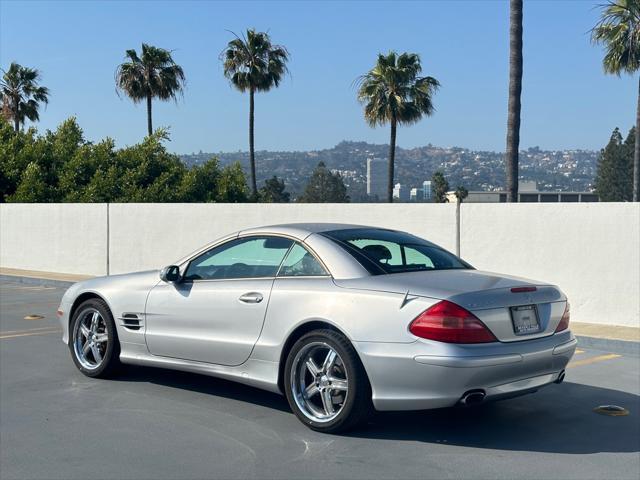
[634,75,639,202]
[147,94,153,136]
[387,116,397,203]
[146,94,153,137]
[506,0,523,203]
[249,87,257,198]
[12,99,19,132]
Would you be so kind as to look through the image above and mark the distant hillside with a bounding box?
[180,141,598,200]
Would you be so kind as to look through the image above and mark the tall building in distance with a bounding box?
[422,181,432,201]
[366,158,387,200]
[393,183,409,202]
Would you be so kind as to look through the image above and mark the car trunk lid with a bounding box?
[334,269,566,342]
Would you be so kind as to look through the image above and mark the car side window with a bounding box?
[184,236,294,280]
[349,239,402,265]
[404,246,435,269]
[278,243,328,277]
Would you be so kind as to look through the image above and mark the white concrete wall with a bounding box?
[0,203,108,276]
[1,202,638,327]
[108,203,457,274]
[460,203,640,328]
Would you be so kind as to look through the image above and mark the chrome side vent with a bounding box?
[118,313,144,331]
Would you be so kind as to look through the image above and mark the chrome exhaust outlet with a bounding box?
[459,390,486,406]
[554,370,565,384]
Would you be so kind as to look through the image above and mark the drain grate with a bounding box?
[593,405,629,416]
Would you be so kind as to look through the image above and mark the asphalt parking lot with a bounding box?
[1,279,639,480]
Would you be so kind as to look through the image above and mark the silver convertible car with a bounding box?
[58,223,576,432]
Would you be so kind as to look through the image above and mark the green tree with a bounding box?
[625,125,637,164]
[222,29,289,198]
[506,0,523,203]
[179,158,222,202]
[8,162,49,202]
[115,44,185,137]
[1,62,49,132]
[454,185,469,203]
[431,171,449,203]
[259,176,290,202]
[217,162,250,202]
[595,127,634,201]
[592,0,640,201]
[357,52,439,203]
[298,162,349,203]
[0,116,251,203]
[0,117,33,199]
[58,138,117,202]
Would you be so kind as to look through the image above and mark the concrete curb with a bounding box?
[0,274,76,289]
[575,335,640,357]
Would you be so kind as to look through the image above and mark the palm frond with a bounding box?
[0,61,49,129]
[356,50,439,127]
[591,0,640,74]
[115,43,186,102]
[221,28,289,93]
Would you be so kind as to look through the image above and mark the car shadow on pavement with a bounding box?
[355,382,640,454]
[112,367,639,454]
[114,365,292,413]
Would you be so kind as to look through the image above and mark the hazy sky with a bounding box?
[0,0,636,154]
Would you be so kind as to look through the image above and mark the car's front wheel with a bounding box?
[69,299,121,378]
[284,329,372,433]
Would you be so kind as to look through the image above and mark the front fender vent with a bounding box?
[118,313,144,331]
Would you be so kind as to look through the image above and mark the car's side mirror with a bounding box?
[160,265,182,283]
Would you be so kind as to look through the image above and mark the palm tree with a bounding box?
[357,52,439,203]
[592,0,640,202]
[221,29,289,198]
[506,0,523,203]
[0,62,49,132]
[115,44,185,137]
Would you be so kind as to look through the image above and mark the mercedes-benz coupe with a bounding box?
[58,224,576,432]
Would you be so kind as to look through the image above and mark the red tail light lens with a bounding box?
[511,286,537,293]
[555,302,570,332]
[409,300,497,343]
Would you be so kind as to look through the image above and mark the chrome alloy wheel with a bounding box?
[73,308,109,370]
[291,342,349,423]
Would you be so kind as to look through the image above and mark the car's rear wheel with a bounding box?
[69,299,121,378]
[284,329,371,433]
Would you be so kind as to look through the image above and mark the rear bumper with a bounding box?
[354,330,576,411]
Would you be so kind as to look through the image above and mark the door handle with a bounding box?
[239,292,263,304]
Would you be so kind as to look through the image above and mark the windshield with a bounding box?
[321,228,472,275]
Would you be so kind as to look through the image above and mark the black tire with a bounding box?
[284,329,372,433]
[68,298,121,378]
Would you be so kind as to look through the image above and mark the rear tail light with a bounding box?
[409,300,497,344]
[555,302,570,332]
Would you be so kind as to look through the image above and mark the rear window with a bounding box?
[321,228,472,275]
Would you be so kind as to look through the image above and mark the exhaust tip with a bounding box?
[554,370,566,384]
[460,390,486,406]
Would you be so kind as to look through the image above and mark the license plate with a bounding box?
[510,305,541,335]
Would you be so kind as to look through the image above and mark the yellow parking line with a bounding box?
[567,353,621,368]
[0,328,61,339]
[0,285,56,291]
[0,326,60,335]
[575,349,585,354]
